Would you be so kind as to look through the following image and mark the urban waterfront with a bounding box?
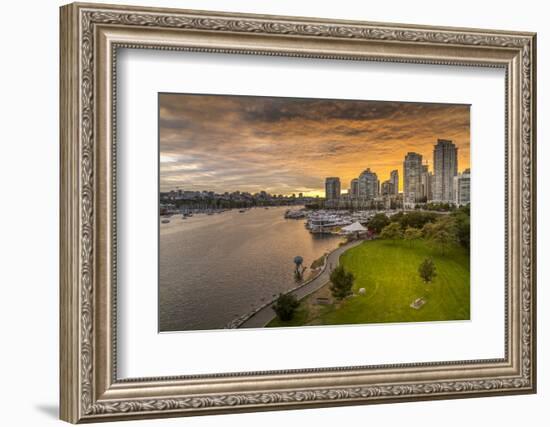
[159,206,342,331]
[159,94,471,331]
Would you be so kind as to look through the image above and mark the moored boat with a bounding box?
[284,209,307,219]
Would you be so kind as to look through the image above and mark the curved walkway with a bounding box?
[238,239,363,329]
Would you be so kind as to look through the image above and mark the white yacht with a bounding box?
[307,212,352,233]
[284,209,307,219]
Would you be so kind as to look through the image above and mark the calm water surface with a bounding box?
[159,206,342,331]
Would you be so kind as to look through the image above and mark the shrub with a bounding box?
[422,216,457,254]
[329,265,355,300]
[452,207,470,250]
[379,222,403,241]
[272,293,300,321]
[367,213,390,234]
[418,258,437,283]
[404,226,422,246]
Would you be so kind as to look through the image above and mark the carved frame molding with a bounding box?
[60,2,536,423]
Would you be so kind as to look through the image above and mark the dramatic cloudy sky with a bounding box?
[159,93,470,195]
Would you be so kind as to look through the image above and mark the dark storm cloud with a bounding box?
[159,93,470,194]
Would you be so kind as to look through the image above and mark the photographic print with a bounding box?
[159,94,471,332]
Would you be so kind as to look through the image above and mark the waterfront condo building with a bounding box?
[403,152,423,206]
[453,168,471,206]
[357,168,379,202]
[325,177,341,201]
[381,180,394,196]
[390,169,399,195]
[433,139,458,203]
[420,164,433,202]
[350,178,359,199]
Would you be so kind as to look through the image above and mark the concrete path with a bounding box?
[239,240,363,329]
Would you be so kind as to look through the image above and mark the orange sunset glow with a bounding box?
[159,93,470,195]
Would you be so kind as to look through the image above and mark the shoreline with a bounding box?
[231,239,363,329]
[224,248,333,329]
[160,204,343,332]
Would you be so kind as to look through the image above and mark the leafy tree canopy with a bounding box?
[379,222,404,241]
[451,205,470,250]
[404,226,422,245]
[422,216,457,254]
[390,211,438,230]
[367,213,390,234]
[272,293,300,321]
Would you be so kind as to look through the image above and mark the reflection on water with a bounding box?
[159,206,342,331]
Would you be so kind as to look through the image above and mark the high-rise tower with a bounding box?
[325,177,341,201]
[390,169,399,195]
[433,139,458,202]
[403,152,423,206]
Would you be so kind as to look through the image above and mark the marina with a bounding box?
[284,208,398,234]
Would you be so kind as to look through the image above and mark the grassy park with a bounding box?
[268,236,470,328]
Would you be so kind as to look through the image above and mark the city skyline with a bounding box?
[160,93,470,195]
[322,139,469,209]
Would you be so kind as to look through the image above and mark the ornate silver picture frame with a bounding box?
[60,2,536,423]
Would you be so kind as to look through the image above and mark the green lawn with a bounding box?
[268,239,470,327]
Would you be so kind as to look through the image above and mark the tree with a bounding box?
[329,265,354,300]
[367,213,390,234]
[393,211,437,230]
[418,258,437,283]
[452,207,470,250]
[379,222,403,242]
[422,216,457,254]
[404,226,422,246]
[272,293,300,321]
